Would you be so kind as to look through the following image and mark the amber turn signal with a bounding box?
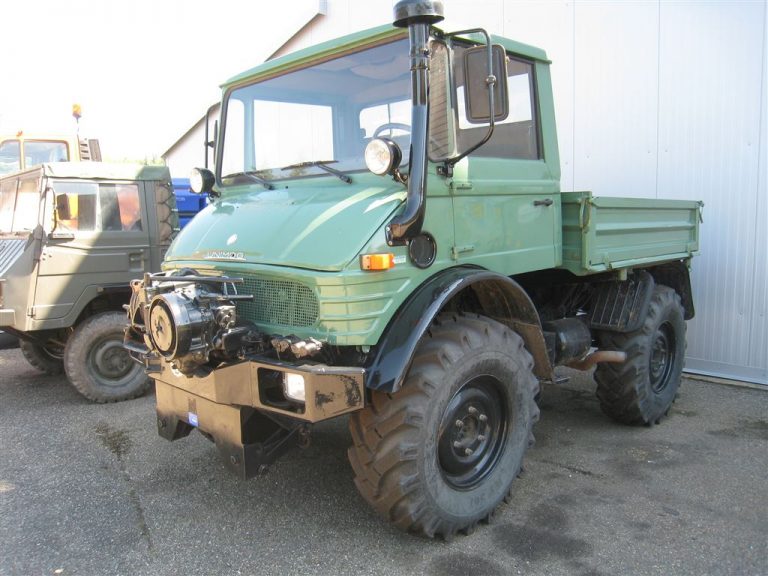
[360,253,395,271]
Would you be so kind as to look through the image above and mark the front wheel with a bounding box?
[348,313,539,538]
[20,340,64,375]
[64,311,150,403]
[594,285,686,425]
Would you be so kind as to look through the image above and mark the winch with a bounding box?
[125,272,257,374]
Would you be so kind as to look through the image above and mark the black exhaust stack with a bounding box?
[386,1,444,245]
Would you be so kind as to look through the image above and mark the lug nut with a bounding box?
[464,448,474,456]
[479,414,488,422]
[453,441,462,449]
[455,419,464,428]
[478,435,486,442]
[468,406,478,415]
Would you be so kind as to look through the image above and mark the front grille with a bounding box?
[235,277,319,327]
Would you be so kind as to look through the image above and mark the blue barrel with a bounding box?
[172,178,207,228]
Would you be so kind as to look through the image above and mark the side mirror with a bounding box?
[55,194,72,221]
[463,44,509,124]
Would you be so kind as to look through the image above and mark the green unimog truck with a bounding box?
[124,1,702,537]
[0,162,178,402]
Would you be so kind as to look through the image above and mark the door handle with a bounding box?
[533,198,553,207]
[128,251,145,268]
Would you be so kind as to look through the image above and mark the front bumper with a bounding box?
[153,357,365,423]
[153,358,365,478]
[0,308,16,327]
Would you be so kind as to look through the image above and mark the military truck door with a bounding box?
[32,178,150,324]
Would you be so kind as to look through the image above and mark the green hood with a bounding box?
[165,180,405,272]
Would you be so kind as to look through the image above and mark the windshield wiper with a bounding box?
[222,171,274,190]
[281,160,352,184]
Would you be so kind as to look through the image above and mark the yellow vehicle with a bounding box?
[0,133,101,175]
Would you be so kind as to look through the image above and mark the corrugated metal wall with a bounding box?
[276,0,768,385]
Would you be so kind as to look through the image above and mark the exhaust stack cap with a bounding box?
[393,0,445,28]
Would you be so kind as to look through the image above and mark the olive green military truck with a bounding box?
[0,162,177,402]
[125,1,702,537]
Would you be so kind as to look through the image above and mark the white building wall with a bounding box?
[247,0,768,384]
[165,122,210,180]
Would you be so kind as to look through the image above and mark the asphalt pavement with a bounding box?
[1,347,766,576]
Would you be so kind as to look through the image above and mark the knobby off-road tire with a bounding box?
[20,340,64,375]
[348,313,540,538]
[594,285,686,425]
[64,311,150,403]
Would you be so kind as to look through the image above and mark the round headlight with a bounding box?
[189,167,215,194]
[364,138,402,176]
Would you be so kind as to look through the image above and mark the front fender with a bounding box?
[365,266,553,393]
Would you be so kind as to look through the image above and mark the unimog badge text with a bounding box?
[204,251,245,261]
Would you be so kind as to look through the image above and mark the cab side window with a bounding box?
[51,181,142,232]
[100,184,142,231]
[454,49,540,160]
[428,43,540,161]
[53,182,98,232]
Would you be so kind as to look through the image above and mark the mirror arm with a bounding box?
[204,104,217,170]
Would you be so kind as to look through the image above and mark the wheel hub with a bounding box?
[438,377,507,489]
[650,322,675,392]
[93,340,133,382]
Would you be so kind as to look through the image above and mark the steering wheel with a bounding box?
[373,123,411,138]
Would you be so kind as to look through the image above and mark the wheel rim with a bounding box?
[438,376,507,489]
[649,321,676,393]
[41,344,64,361]
[89,336,136,387]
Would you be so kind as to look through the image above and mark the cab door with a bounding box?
[447,49,559,274]
[32,179,150,322]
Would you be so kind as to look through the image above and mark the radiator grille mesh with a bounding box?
[235,277,319,327]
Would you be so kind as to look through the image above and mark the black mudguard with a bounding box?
[365,266,552,393]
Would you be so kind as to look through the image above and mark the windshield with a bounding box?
[220,37,411,185]
[0,139,70,176]
[0,172,41,233]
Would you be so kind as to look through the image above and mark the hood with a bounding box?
[165,180,405,272]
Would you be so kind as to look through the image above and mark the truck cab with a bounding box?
[0,133,101,176]
[0,162,177,402]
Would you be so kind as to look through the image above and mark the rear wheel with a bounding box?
[64,311,150,403]
[348,313,539,538]
[594,285,685,425]
[20,340,64,375]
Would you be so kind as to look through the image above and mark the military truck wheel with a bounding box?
[64,311,150,403]
[348,313,539,538]
[20,340,64,375]
[594,285,685,425]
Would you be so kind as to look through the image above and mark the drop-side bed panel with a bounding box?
[561,191,702,275]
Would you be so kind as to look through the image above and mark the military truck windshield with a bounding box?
[220,38,411,185]
[0,139,70,176]
[0,172,40,233]
[25,141,70,166]
[0,140,21,175]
